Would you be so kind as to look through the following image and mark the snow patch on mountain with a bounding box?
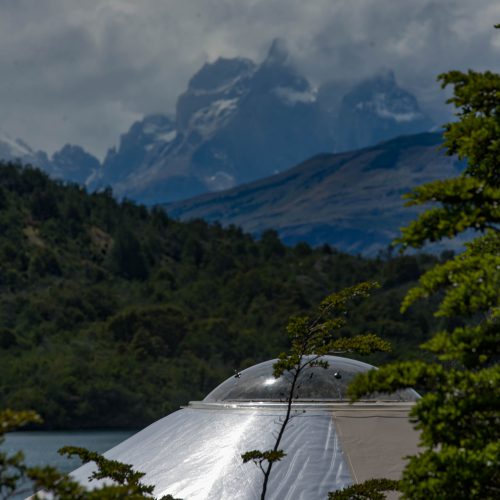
[189,72,255,97]
[355,93,423,123]
[188,98,239,136]
[205,171,236,191]
[274,86,317,105]
[375,107,421,123]
[188,58,256,93]
[0,130,36,158]
[159,130,177,143]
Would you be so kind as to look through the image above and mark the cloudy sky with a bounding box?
[1,0,499,159]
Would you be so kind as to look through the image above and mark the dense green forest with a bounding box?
[0,162,448,429]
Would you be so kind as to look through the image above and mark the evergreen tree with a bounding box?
[111,227,149,280]
[347,27,500,500]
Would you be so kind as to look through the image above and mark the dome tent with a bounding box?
[70,356,420,499]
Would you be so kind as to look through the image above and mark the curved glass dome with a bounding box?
[204,355,419,403]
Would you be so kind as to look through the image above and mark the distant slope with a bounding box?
[167,132,464,255]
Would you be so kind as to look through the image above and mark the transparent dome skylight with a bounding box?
[203,355,419,403]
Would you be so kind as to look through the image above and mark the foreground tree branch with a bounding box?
[347,25,500,500]
[242,281,391,500]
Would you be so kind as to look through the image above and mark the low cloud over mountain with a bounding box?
[85,43,433,203]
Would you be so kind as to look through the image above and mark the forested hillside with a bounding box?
[0,162,447,429]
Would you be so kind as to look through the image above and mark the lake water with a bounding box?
[2,430,136,498]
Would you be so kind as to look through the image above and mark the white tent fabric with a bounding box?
[66,356,420,499]
[71,407,353,499]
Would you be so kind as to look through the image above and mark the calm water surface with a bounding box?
[3,430,136,498]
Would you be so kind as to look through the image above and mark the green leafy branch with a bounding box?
[242,281,391,500]
[401,232,500,317]
[396,178,500,249]
[328,479,401,500]
[0,410,181,500]
[241,450,286,474]
[0,410,41,500]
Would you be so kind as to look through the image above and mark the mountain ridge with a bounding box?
[166,132,464,255]
[0,130,100,186]
[0,42,435,205]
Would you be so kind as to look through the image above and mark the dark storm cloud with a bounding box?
[0,0,499,158]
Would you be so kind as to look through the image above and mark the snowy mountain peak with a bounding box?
[357,93,423,123]
[2,43,436,206]
[50,144,100,184]
[92,49,434,204]
[187,57,256,94]
[177,58,255,132]
[335,71,433,151]
[0,128,101,185]
[93,114,176,188]
[344,70,421,118]
[264,38,289,66]
[0,130,53,175]
[0,129,36,159]
[249,42,312,101]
